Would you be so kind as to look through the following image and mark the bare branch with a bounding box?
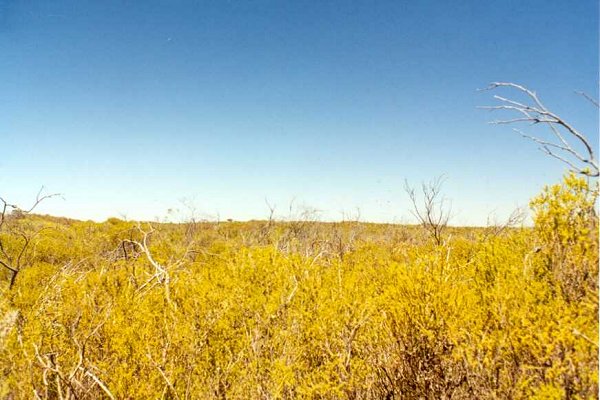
[22,187,62,214]
[0,259,17,274]
[84,371,116,400]
[483,207,526,240]
[481,82,598,177]
[512,128,588,165]
[0,191,58,288]
[123,224,176,308]
[575,90,600,109]
[540,146,587,175]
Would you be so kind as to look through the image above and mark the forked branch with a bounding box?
[123,224,176,308]
[479,82,598,177]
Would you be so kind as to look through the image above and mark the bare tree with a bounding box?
[0,188,60,288]
[480,82,599,177]
[404,176,452,245]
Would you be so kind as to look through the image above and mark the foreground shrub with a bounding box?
[0,175,597,398]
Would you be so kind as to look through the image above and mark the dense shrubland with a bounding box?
[0,173,597,399]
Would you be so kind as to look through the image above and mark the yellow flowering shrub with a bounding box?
[530,173,598,301]
[0,174,597,398]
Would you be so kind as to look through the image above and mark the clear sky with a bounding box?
[0,0,597,225]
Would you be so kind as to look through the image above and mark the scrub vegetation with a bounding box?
[0,172,597,399]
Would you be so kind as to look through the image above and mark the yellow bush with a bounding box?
[0,174,597,398]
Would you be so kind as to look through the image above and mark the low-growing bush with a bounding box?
[0,174,597,399]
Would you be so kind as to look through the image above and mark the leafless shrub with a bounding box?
[329,209,363,260]
[482,207,526,240]
[257,198,277,245]
[404,176,452,245]
[275,201,323,257]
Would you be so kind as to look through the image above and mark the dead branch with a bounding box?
[32,308,115,400]
[575,90,600,109]
[123,224,176,308]
[479,82,598,177]
[0,189,59,288]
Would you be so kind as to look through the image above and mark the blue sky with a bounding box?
[0,0,597,225]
